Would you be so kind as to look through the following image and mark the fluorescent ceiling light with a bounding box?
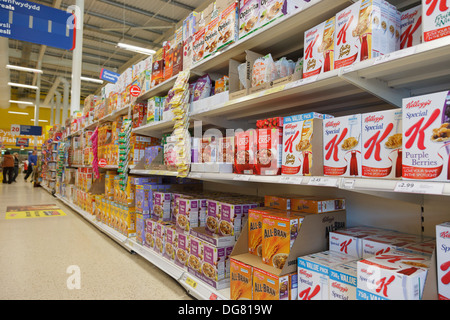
[8,82,39,90]
[9,100,34,105]
[8,111,29,115]
[6,65,43,74]
[117,42,156,55]
[31,119,48,122]
[80,76,104,84]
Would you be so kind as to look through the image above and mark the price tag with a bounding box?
[373,47,416,65]
[342,179,355,189]
[11,124,20,135]
[185,276,198,289]
[308,177,339,187]
[394,181,444,195]
[264,85,285,95]
[233,174,251,181]
[189,173,202,179]
[279,176,303,184]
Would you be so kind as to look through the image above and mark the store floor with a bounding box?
[0,178,193,300]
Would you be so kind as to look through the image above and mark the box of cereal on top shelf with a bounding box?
[436,222,450,300]
[239,0,260,40]
[334,1,361,69]
[402,90,450,181]
[282,112,325,176]
[400,5,422,49]
[361,109,403,179]
[422,0,450,42]
[323,114,362,177]
[303,17,336,78]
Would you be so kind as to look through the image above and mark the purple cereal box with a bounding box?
[176,198,199,233]
[164,225,176,261]
[206,200,220,235]
[152,192,172,221]
[188,236,203,278]
[144,218,157,248]
[175,230,190,269]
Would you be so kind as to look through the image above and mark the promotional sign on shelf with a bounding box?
[16,137,29,147]
[100,68,120,84]
[98,159,107,167]
[0,0,76,50]
[129,85,141,97]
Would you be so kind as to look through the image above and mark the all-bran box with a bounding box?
[357,250,431,300]
[402,90,450,181]
[248,207,278,256]
[239,0,260,40]
[297,250,357,300]
[303,17,335,78]
[255,128,283,175]
[329,260,358,300]
[230,258,253,300]
[334,1,361,69]
[362,109,403,179]
[282,112,324,176]
[422,0,450,42]
[262,211,304,269]
[234,129,257,174]
[323,114,362,177]
[400,5,422,49]
[436,222,450,300]
[253,267,297,300]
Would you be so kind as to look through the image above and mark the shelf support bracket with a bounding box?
[338,69,411,108]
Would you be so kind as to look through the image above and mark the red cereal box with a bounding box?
[234,129,257,174]
[255,128,283,175]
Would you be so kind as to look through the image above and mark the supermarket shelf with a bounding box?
[131,119,174,138]
[130,169,178,177]
[138,74,178,101]
[47,189,230,300]
[187,172,450,196]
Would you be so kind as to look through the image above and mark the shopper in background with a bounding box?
[2,151,14,184]
[12,152,19,183]
[24,150,37,182]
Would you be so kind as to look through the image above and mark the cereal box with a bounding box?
[291,197,346,214]
[234,129,257,175]
[187,236,203,278]
[204,11,220,58]
[218,1,240,50]
[176,198,199,233]
[361,109,403,179]
[192,27,206,64]
[436,222,450,300]
[218,136,235,164]
[230,258,253,300]
[297,251,357,300]
[362,232,429,258]
[239,0,260,40]
[144,218,157,249]
[255,128,283,175]
[282,112,324,176]
[262,211,304,269]
[253,267,297,300]
[219,201,242,237]
[329,228,377,259]
[422,0,450,42]
[357,250,431,300]
[334,1,360,69]
[175,230,190,269]
[303,17,335,78]
[264,195,293,210]
[201,241,228,285]
[164,225,177,261]
[323,114,362,177]
[329,260,358,300]
[402,90,450,181]
[400,5,422,49]
[206,199,220,235]
[152,192,172,221]
[259,0,285,28]
[248,208,270,256]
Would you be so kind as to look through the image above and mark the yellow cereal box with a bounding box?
[253,267,296,300]
[230,258,253,300]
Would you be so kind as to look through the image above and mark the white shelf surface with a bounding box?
[45,190,229,300]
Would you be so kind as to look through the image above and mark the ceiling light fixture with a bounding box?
[117,42,156,55]
[31,119,48,123]
[8,111,30,115]
[80,76,104,84]
[6,65,43,74]
[8,82,39,90]
[9,100,34,105]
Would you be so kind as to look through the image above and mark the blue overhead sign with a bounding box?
[18,125,42,136]
[100,68,120,84]
[0,0,76,50]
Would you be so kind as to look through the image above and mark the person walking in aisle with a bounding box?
[12,152,19,182]
[2,151,14,184]
[24,150,37,182]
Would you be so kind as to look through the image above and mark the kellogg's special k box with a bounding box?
[436,221,450,300]
[422,0,450,42]
[402,90,450,181]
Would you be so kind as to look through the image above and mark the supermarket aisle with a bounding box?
[0,180,192,300]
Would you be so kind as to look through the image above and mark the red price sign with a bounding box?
[98,159,107,167]
[129,85,141,97]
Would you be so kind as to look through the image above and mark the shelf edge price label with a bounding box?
[233,174,251,181]
[308,177,339,187]
[342,179,356,189]
[279,176,303,185]
[394,181,444,195]
[184,276,197,289]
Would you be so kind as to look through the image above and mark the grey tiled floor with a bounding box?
[0,178,192,300]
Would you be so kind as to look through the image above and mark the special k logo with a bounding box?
[364,123,393,161]
[337,15,354,46]
[425,0,449,16]
[440,230,450,239]
[405,109,440,150]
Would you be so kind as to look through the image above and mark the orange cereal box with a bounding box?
[230,258,253,300]
[253,267,296,300]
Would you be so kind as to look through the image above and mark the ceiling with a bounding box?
[3,0,208,110]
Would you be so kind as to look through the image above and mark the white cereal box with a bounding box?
[402,90,450,181]
[436,222,450,300]
[239,0,260,40]
[303,17,335,78]
[323,114,362,177]
[400,5,422,49]
[329,228,376,259]
[357,250,431,300]
[329,260,358,300]
[282,112,324,176]
[422,0,450,42]
[334,1,361,69]
[361,109,403,179]
[297,251,357,300]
